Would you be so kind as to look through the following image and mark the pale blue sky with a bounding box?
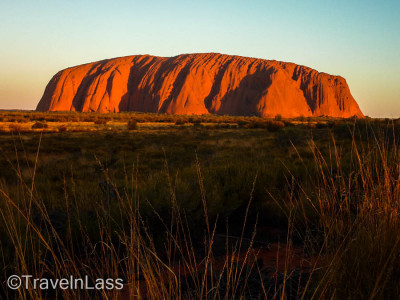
[0,0,399,117]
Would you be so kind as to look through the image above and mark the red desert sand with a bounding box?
[37,53,363,118]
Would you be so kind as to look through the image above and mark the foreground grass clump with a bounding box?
[304,130,400,299]
[0,116,399,298]
[0,150,300,299]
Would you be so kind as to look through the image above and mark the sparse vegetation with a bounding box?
[175,118,187,125]
[31,121,48,129]
[57,125,67,132]
[8,123,22,132]
[0,111,399,298]
[94,118,107,125]
[127,119,137,130]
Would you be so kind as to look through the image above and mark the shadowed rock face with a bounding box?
[36,53,363,118]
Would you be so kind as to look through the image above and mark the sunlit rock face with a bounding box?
[36,53,363,118]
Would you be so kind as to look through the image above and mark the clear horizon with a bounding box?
[0,0,399,117]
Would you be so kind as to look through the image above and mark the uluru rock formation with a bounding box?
[36,53,363,118]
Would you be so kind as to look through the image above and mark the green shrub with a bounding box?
[8,124,22,132]
[94,119,107,125]
[266,120,285,131]
[127,119,137,130]
[31,121,48,129]
[237,120,248,128]
[316,122,328,129]
[58,125,67,132]
[175,119,187,125]
[193,119,202,125]
[193,122,203,130]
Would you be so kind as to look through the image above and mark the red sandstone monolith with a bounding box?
[36,53,363,118]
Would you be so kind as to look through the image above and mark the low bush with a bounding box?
[244,120,285,131]
[305,123,316,129]
[316,122,329,129]
[31,121,48,129]
[266,120,285,131]
[217,123,230,129]
[175,119,187,125]
[94,119,108,125]
[237,120,248,128]
[8,124,22,132]
[58,125,67,132]
[127,119,137,130]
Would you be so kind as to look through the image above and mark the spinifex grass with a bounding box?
[276,122,400,299]
[308,125,400,299]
